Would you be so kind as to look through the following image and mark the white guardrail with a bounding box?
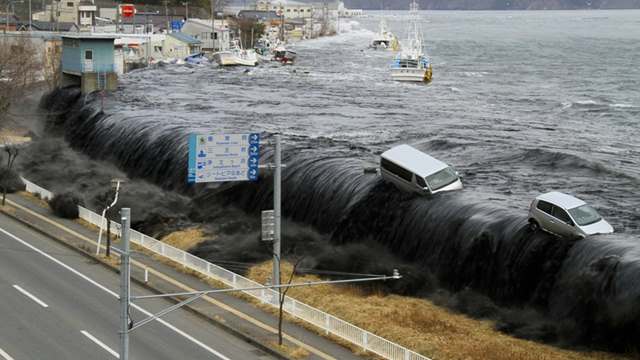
[22,178,431,360]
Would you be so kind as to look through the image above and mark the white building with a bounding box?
[180,19,230,53]
[32,0,96,31]
[255,0,313,19]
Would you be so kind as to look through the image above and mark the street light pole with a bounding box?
[119,208,131,360]
[97,179,123,256]
[273,134,281,292]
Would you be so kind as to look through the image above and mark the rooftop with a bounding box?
[537,191,586,210]
[62,34,118,40]
[168,32,201,45]
[381,144,449,178]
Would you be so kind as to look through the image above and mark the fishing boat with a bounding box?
[390,0,432,83]
[370,19,399,51]
[254,37,275,63]
[212,40,258,67]
[273,46,297,65]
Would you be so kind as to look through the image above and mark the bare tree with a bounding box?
[0,36,40,127]
[0,138,20,205]
[42,40,62,91]
[277,255,304,346]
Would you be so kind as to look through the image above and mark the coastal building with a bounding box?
[61,34,117,93]
[255,0,313,19]
[237,10,280,22]
[0,15,19,31]
[180,19,229,53]
[32,0,97,31]
[163,32,201,58]
[16,21,79,32]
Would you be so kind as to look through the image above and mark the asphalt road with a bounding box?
[0,213,275,360]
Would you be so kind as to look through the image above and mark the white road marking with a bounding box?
[12,284,49,308]
[81,330,119,358]
[0,227,232,360]
[0,348,15,360]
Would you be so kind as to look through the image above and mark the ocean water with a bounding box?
[109,10,640,233]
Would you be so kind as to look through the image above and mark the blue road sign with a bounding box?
[188,133,260,183]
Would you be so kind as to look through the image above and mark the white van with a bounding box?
[380,144,463,195]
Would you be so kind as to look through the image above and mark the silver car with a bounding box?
[528,191,614,239]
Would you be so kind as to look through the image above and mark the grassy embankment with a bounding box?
[246,262,629,360]
[157,227,629,360]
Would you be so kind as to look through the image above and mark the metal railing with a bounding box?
[22,178,54,200]
[23,178,431,360]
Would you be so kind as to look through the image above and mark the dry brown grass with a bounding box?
[247,261,629,360]
[17,191,50,208]
[160,228,209,250]
[268,341,311,359]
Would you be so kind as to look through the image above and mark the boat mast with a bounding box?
[407,0,423,58]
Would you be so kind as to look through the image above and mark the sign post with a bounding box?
[119,4,136,18]
[188,133,260,184]
[262,210,275,242]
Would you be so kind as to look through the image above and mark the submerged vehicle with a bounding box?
[380,144,463,195]
[212,40,258,67]
[528,191,614,239]
[184,52,209,65]
[390,0,432,82]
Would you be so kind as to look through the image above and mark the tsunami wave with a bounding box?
[40,87,640,351]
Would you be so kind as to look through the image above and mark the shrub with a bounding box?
[0,167,25,193]
[48,192,83,219]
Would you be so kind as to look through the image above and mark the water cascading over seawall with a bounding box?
[41,88,640,350]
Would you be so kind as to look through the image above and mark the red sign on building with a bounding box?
[119,4,136,18]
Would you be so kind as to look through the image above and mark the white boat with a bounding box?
[212,40,258,67]
[370,19,399,51]
[390,1,432,83]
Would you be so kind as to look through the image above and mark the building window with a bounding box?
[67,2,73,7]
[84,49,93,60]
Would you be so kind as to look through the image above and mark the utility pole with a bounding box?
[164,0,169,32]
[28,0,32,31]
[182,1,188,19]
[115,3,119,33]
[210,0,215,51]
[273,134,282,291]
[119,208,131,360]
[4,2,8,36]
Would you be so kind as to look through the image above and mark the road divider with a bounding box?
[0,226,232,360]
[12,284,49,308]
[0,348,15,360]
[81,330,120,359]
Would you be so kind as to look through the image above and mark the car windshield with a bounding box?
[425,167,459,191]
[568,205,602,226]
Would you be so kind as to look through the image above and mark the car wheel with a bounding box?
[528,219,540,232]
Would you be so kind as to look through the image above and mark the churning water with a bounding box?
[39,10,640,350]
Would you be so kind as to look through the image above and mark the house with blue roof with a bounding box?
[163,32,202,59]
